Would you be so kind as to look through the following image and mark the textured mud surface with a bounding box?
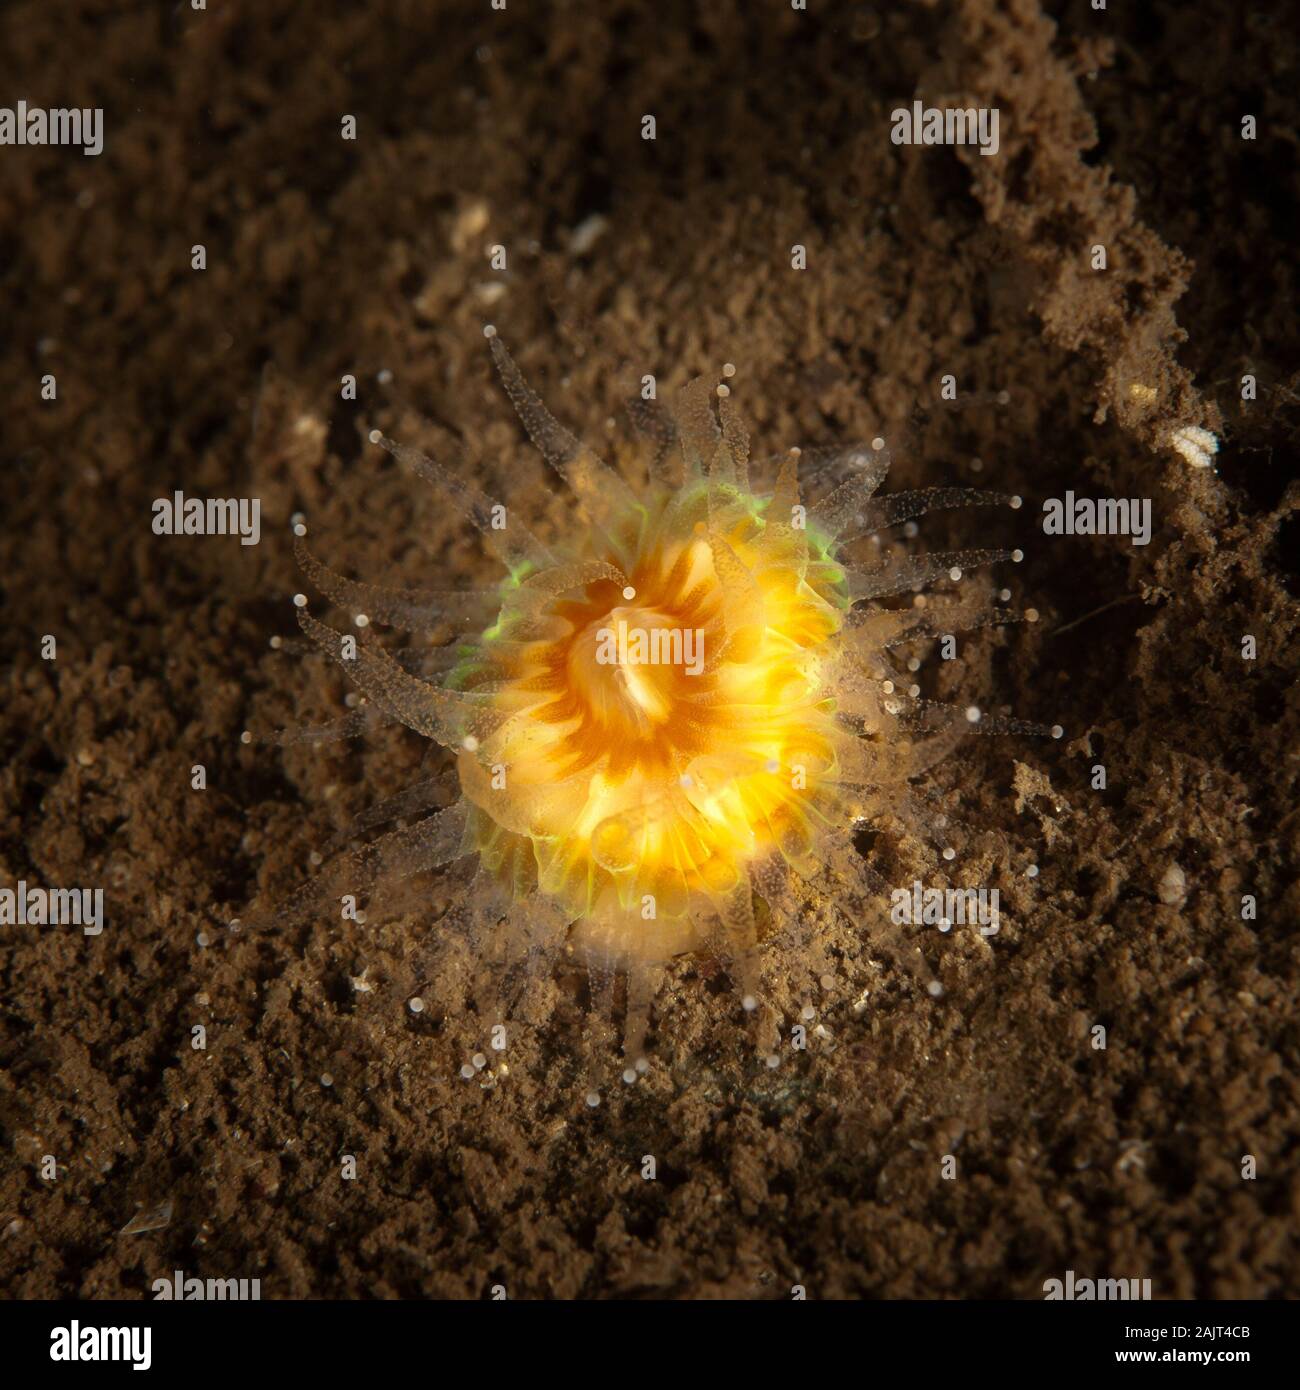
[1,0,1296,1298]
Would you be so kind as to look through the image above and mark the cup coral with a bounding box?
[254,331,1058,1074]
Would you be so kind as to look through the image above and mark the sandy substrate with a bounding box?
[1,0,1296,1297]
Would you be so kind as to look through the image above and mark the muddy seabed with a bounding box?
[1,0,1297,1298]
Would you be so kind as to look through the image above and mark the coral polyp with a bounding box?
[264,332,1053,1063]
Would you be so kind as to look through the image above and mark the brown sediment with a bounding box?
[0,0,1296,1298]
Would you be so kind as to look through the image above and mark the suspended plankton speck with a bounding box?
[927,980,945,997]
[765,1053,781,1069]
[742,994,758,1013]
[882,679,895,694]
[408,996,425,1014]
[999,588,1011,602]
[196,931,210,948]
[367,428,382,445]
[472,1052,487,1069]
[320,1073,334,1088]
[353,613,369,628]
[622,1067,637,1085]
[292,593,307,608]
[460,1063,475,1080]
[907,657,921,672]
[1051,724,1064,739]
[800,1003,815,1021]
[482,323,497,339]
[1026,607,1040,623]
[622,585,636,601]
[965,705,981,724]
[240,730,252,744]
[634,1056,650,1074]
[1012,549,1024,563]
[463,734,480,753]
[269,635,283,649]
[949,566,963,581]
[722,362,736,378]
[1026,864,1039,878]
[871,436,885,451]
[942,846,956,861]
[908,683,920,698]
[585,1090,601,1109]
[716,383,730,398]
[377,368,394,385]
[292,522,307,538]
[903,521,919,538]
[819,973,834,990]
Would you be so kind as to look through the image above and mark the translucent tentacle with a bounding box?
[808,445,893,539]
[839,488,1020,544]
[487,333,640,528]
[369,429,553,578]
[296,604,505,748]
[848,548,1020,603]
[293,533,499,629]
[269,800,472,925]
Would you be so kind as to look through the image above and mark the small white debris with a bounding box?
[320,1073,334,1088]
[742,994,758,1013]
[1158,862,1187,906]
[1026,863,1039,879]
[800,1003,815,1021]
[1169,424,1219,470]
[622,1068,637,1085]
[622,586,636,600]
[585,1090,601,1109]
[723,363,737,378]
[460,1064,476,1080]
[568,213,609,256]
[942,847,956,861]
[292,593,307,608]
[463,735,480,753]
[472,1052,487,1070]
[927,980,944,997]
[964,705,981,724]
[408,996,425,1014]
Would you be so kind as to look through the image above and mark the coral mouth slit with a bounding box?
[256,334,1056,1074]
